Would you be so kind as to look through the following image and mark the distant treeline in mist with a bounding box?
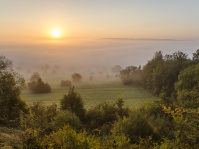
[0,49,199,148]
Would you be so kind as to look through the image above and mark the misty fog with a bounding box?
[0,39,198,83]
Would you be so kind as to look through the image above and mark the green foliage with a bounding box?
[163,106,199,149]
[0,56,28,126]
[28,72,51,93]
[192,49,199,63]
[20,102,58,134]
[60,87,86,121]
[86,99,129,135]
[111,101,174,143]
[116,97,124,109]
[142,51,164,92]
[175,64,199,108]
[42,125,101,149]
[52,110,82,131]
[20,129,43,149]
[101,134,131,149]
[72,72,82,83]
[142,51,190,99]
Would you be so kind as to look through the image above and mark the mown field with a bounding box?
[21,81,158,109]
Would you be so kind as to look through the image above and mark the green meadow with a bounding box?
[21,81,158,109]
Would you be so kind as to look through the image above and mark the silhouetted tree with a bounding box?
[119,65,142,85]
[61,80,72,87]
[71,73,82,83]
[28,72,51,93]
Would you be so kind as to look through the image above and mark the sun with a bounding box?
[51,29,61,38]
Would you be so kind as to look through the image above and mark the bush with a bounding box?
[20,102,58,134]
[52,110,82,130]
[101,134,131,149]
[86,99,129,134]
[163,106,199,149]
[111,101,174,143]
[42,125,101,148]
[28,73,51,93]
[20,129,43,149]
[60,87,86,121]
[71,73,82,83]
[61,80,72,87]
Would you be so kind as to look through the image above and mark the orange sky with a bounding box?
[1,0,199,43]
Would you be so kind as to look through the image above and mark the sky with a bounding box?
[1,0,199,41]
[1,0,199,77]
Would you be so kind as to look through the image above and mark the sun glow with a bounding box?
[51,29,61,38]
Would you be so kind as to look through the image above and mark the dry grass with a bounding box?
[0,126,22,148]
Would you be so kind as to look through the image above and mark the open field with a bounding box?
[21,81,159,109]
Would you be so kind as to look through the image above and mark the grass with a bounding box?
[0,126,22,148]
[21,81,159,109]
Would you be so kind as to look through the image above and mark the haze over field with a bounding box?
[1,0,199,80]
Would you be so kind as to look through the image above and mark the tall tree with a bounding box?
[0,56,27,126]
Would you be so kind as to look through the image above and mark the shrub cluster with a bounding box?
[28,72,51,93]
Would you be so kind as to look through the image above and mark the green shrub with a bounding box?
[101,134,131,149]
[60,87,86,121]
[52,110,82,131]
[20,129,43,149]
[86,99,129,135]
[42,125,100,148]
[163,106,199,149]
[111,101,174,143]
[20,102,58,134]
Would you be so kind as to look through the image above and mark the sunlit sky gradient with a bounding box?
[1,0,199,41]
[1,0,199,75]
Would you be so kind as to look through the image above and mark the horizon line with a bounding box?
[101,38,188,41]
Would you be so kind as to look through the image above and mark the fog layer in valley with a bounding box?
[0,39,198,83]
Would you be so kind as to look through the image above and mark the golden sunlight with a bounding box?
[51,29,61,38]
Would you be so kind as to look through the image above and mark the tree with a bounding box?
[86,99,129,134]
[119,66,142,85]
[28,72,40,90]
[52,110,82,130]
[142,51,164,92]
[112,101,174,143]
[192,49,199,64]
[61,80,72,87]
[20,102,58,133]
[71,73,82,83]
[60,87,86,121]
[142,51,190,98]
[175,64,199,109]
[0,56,28,126]
[28,72,51,93]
